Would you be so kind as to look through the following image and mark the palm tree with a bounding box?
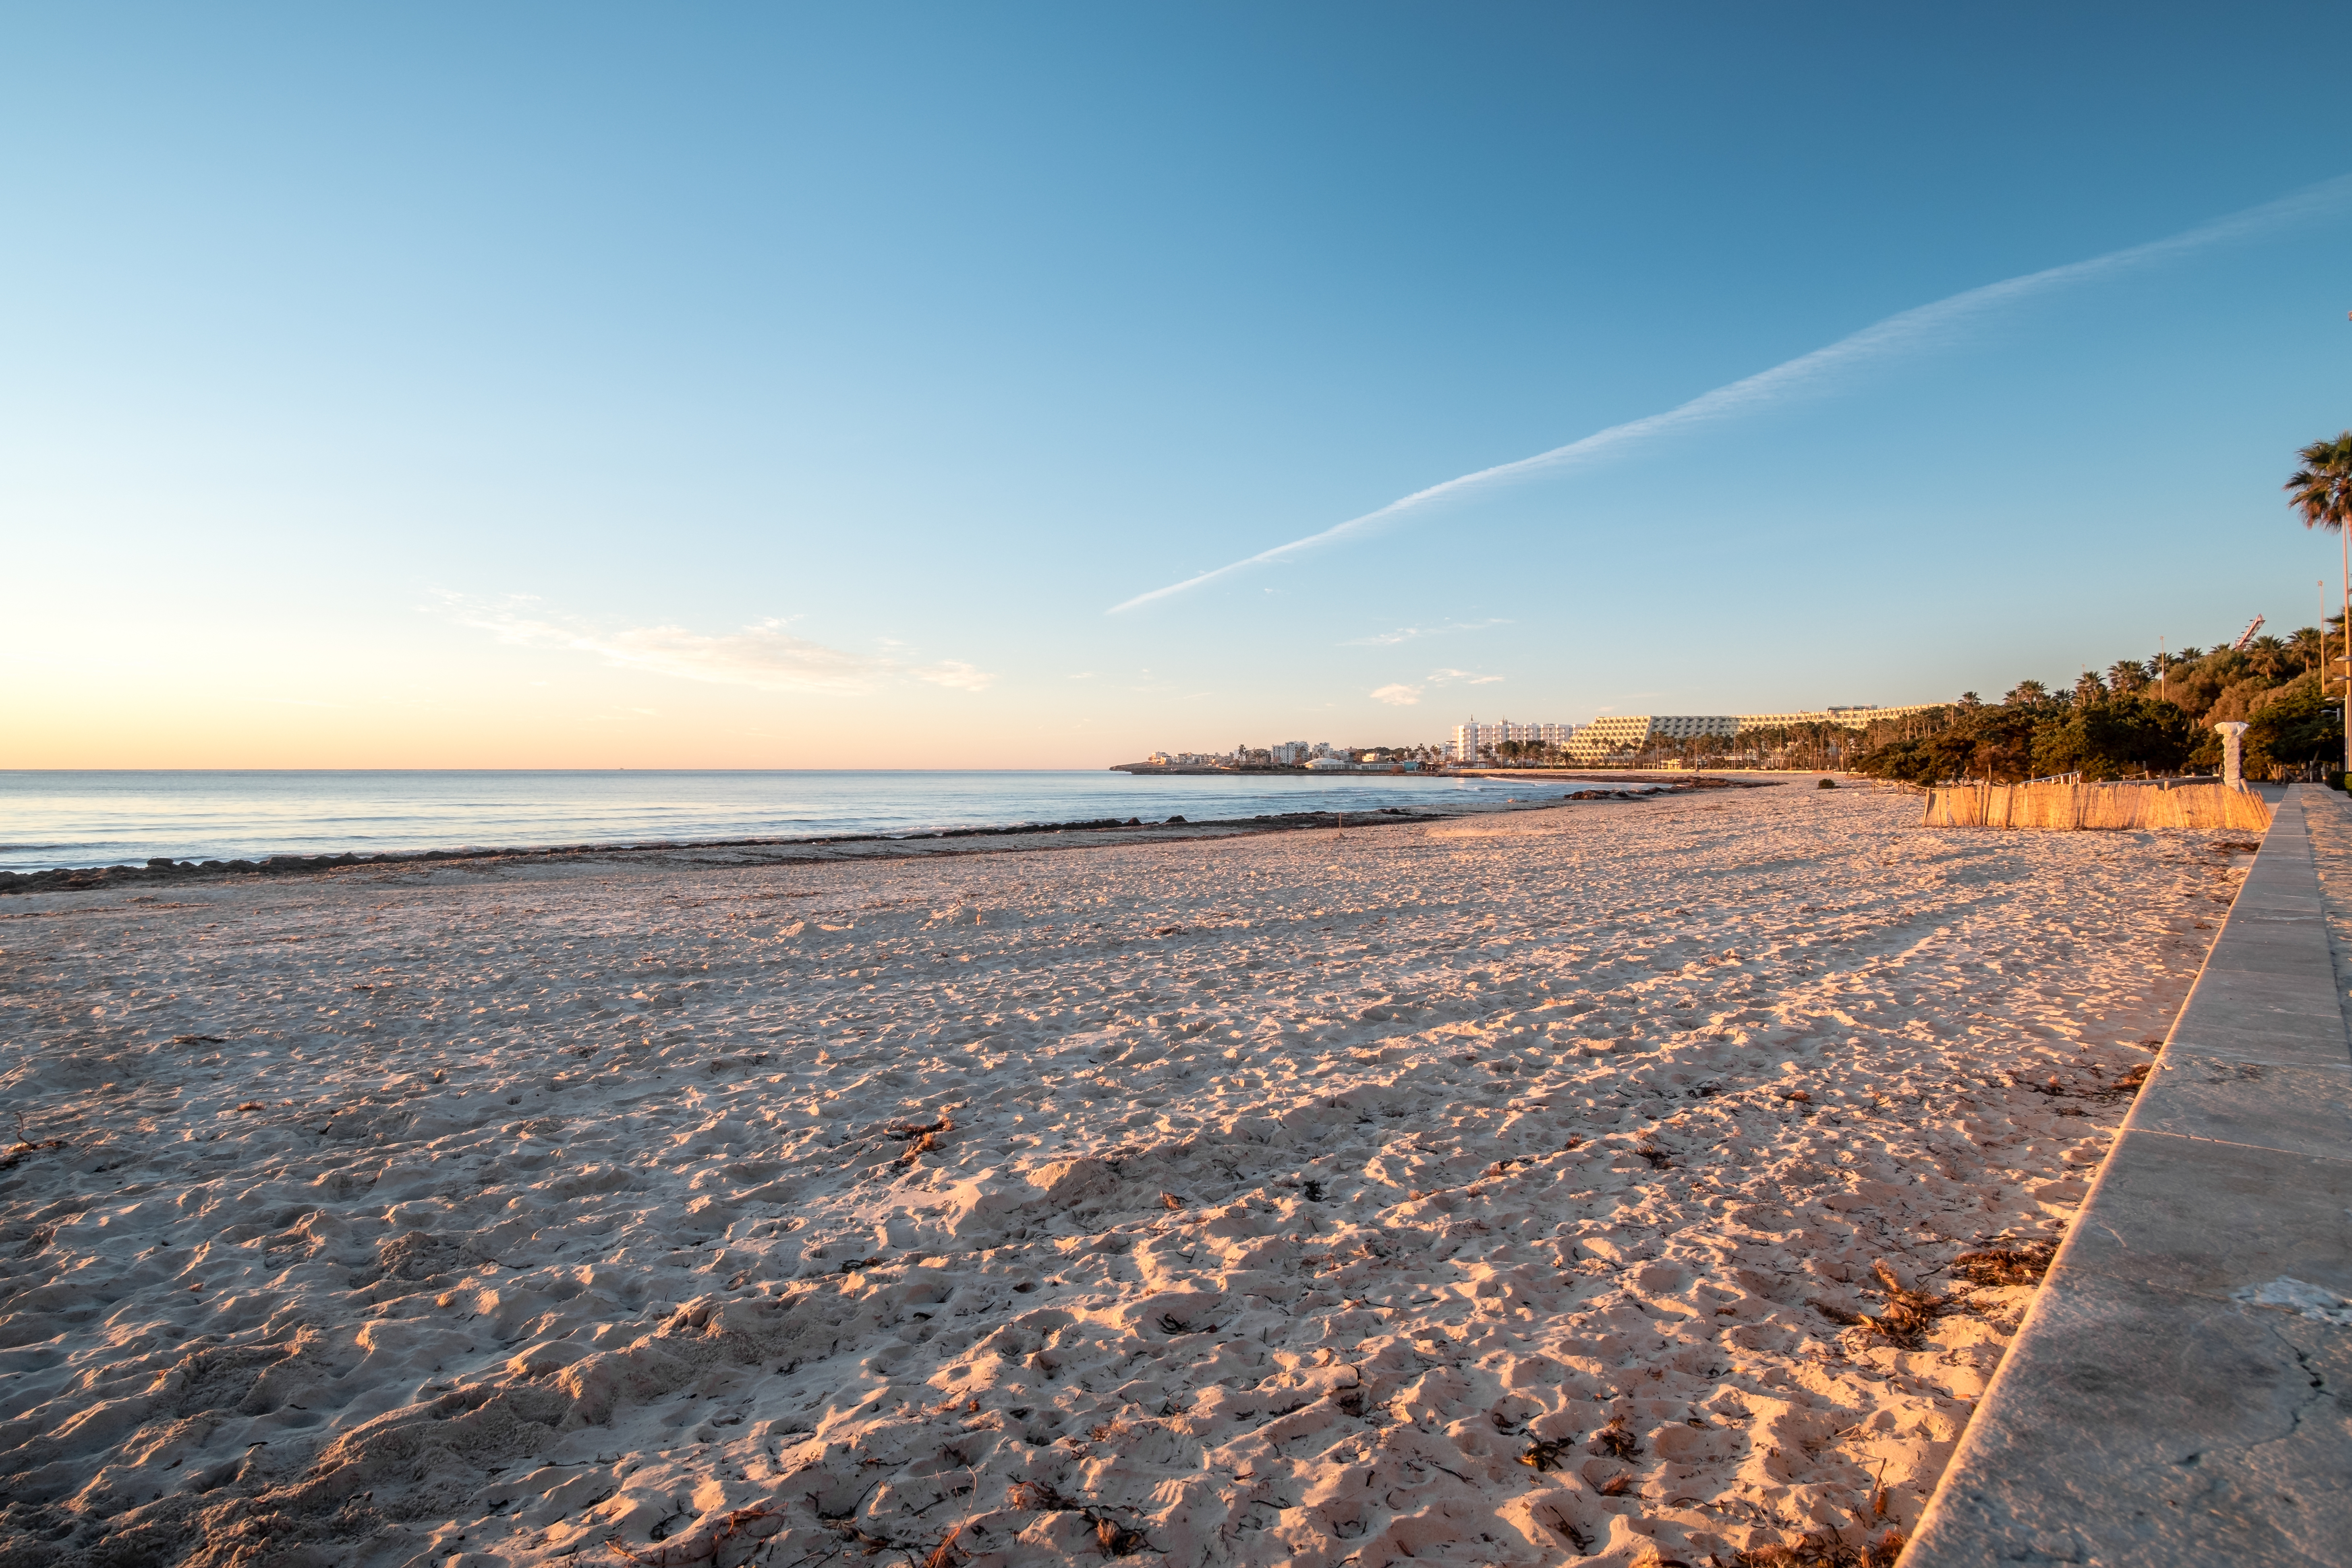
[2289,625,2324,673]
[2286,431,2352,773]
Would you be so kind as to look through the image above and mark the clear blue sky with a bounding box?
[8,3,2351,766]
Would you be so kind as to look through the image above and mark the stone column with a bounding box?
[2213,721,2249,789]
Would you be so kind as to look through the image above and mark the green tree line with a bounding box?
[1850,630,2344,785]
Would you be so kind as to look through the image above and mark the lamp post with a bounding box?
[2321,580,2332,761]
[2289,395,2352,779]
[2338,315,2352,777]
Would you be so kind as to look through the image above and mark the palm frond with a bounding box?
[2286,431,2352,532]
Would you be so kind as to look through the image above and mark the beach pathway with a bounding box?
[1907,783,2352,1567]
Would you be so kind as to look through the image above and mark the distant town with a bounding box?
[1115,704,1942,773]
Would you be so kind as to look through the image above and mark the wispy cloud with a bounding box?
[914,661,994,692]
[1341,617,1513,647]
[1108,173,2352,614]
[1370,667,1505,706]
[434,593,996,694]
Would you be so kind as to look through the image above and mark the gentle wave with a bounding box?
[0,771,1498,873]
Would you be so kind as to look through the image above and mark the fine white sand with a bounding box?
[0,783,2246,1567]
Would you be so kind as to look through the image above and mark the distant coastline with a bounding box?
[0,769,1490,878]
[0,770,1787,893]
[1109,761,1434,775]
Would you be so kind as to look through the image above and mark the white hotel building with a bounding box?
[1563,704,1944,762]
[1446,720,1577,762]
[1436,706,1942,764]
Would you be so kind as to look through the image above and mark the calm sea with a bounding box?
[0,771,1506,874]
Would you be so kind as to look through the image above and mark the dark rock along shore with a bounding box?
[0,777,1768,897]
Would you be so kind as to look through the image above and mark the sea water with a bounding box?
[0,771,1509,873]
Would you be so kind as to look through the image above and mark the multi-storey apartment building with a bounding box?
[1562,704,1944,761]
[1446,719,1577,762]
[1729,704,1945,730]
[1564,714,1737,760]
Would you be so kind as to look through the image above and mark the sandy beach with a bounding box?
[0,781,2246,1568]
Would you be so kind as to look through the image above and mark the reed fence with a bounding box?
[1920,779,2272,832]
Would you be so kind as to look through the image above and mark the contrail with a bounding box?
[1107,173,2352,614]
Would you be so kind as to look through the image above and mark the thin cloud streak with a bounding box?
[1370,667,1505,706]
[1341,617,1513,647]
[1107,174,2352,614]
[914,661,994,692]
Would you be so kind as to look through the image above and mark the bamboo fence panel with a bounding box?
[1921,781,2271,832]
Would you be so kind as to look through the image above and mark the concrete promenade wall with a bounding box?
[1906,785,2351,1566]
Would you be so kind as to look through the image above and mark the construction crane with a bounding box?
[2230,614,2265,652]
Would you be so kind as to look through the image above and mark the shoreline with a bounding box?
[0,777,1778,895]
[0,807,1440,896]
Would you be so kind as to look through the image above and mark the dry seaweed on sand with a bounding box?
[1094,1515,1153,1557]
[918,1520,971,1568]
[1952,1238,2058,1287]
[1542,1506,1595,1553]
[2014,1058,2150,1103]
[1518,1435,1577,1471]
[2092,1061,2154,1101]
[608,1503,784,1567]
[1725,1528,1904,1568]
[889,1116,953,1139]
[1004,1479,1077,1512]
[1004,1481,1155,1558]
[1590,1413,1643,1459]
[795,1494,973,1568]
[889,1115,954,1166]
[1714,1525,1903,1567]
[1853,1259,1960,1348]
[0,1112,68,1172]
